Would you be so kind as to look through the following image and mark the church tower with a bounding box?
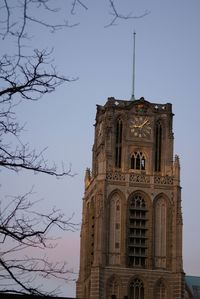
[76,96,184,299]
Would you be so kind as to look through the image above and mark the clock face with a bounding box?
[130,116,151,138]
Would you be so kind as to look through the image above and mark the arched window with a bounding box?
[155,280,167,299]
[129,278,144,299]
[106,276,120,299]
[127,194,148,268]
[155,121,162,172]
[154,197,167,268]
[115,119,123,168]
[131,152,146,170]
[109,194,121,265]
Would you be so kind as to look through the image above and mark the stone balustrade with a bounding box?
[106,171,174,186]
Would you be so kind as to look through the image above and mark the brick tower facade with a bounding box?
[76,97,184,299]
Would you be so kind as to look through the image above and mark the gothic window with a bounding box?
[127,194,148,268]
[106,276,120,299]
[131,152,146,170]
[155,121,162,172]
[154,197,167,268]
[115,119,123,168]
[109,193,121,265]
[129,278,144,299]
[155,280,167,299]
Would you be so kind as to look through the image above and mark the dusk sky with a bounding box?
[1,0,200,297]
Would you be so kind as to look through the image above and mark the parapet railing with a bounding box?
[106,171,174,186]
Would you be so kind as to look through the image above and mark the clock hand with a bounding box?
[130,119,149,129]
[136,119,148,128]
[140,119,148,128]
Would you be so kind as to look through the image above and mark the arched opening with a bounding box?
[130,152,146,170]
[129,278,144,299]
[155,121,162,172]
[106,276,120,299]
[127,194,148,268]
[154,197,167,268]
[115,119,123,168]
[109,193,121,265]
[155,280,167,299]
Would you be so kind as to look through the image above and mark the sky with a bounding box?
[1,0,200,297]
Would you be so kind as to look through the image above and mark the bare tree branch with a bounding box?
[0,49,76,101]
[0,0,79,60]
[0,0,149,295]
[105,0,150,27]
[0,49,77,178]
[0,1,80,295]
[0,193,78,295]
[71,0,88,15]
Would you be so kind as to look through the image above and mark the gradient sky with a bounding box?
[1,0,200,297]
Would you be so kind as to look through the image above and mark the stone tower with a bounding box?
[76,97,184,299]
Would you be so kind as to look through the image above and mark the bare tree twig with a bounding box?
[105,0,150,27]
[71,0,88,15]
[0,194,78,295]
[0,0,149,295]
[0,1,80,295]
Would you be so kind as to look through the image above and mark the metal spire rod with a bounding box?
[131,32,136,100]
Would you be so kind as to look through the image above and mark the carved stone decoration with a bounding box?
[129,173,150,184]
[154,175,173,185]
[106,171,125,182]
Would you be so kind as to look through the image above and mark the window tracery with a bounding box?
[131,152,146,170]
[129,278,144,299]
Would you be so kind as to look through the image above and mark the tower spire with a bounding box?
[131,32,136,100]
